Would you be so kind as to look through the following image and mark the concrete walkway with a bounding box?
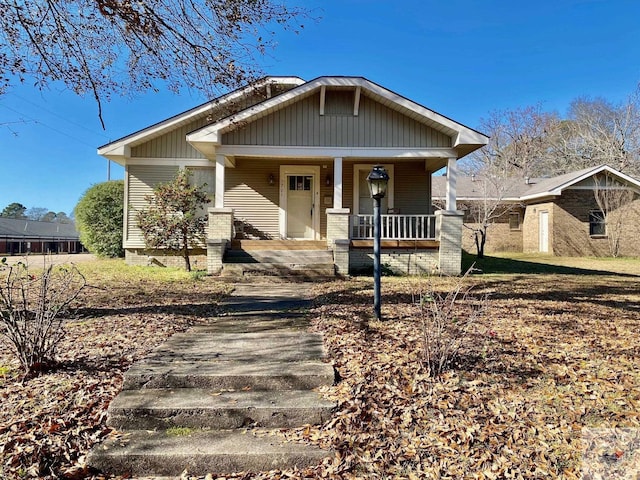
[88,281,335,478]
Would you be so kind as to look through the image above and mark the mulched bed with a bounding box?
[1,269,639,479]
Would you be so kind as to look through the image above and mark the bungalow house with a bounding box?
[0,218,84,255]
[98,76,489,275]
[432,165,640,257]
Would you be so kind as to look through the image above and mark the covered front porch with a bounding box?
[204,155,464,276]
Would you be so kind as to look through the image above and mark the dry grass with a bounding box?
[1,256,639,479]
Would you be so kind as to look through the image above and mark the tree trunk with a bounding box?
[182,231,191,271]
[474,229,486,259]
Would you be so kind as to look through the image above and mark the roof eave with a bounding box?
[97,76,306,159]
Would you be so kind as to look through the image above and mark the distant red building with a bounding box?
[0,218,85,255]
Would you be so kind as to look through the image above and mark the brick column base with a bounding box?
[207,207,234,275]
[436,210,464,275]
[333,239,350,276]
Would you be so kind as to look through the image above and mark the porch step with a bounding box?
[88,429,329,477]
[230,240,328,251]
[224,249,333,264]
[107,388,335,430]
[223,249,335,279]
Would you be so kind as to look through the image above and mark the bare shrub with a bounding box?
[412,270,489,377]
[0,259,86,376]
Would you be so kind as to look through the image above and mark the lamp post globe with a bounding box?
[366,165,389,321]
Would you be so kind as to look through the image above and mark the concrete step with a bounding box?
[221,262,335,278]
[224,249,333,264]
[87,429,330,477]
[144,331,328,363]
[122,359,335,391]
[107,388,334,430]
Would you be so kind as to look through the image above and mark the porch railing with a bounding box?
[349,214,437,240]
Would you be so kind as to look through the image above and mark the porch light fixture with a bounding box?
[367,165,389,199]
[326,174,332,187]
[366,165,389,321]
[268,173,275,186]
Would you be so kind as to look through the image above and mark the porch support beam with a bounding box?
[333,157,343,209]
[445,157,457,211]
[215,154,226,208]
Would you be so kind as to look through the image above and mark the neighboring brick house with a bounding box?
[433,165,640,257]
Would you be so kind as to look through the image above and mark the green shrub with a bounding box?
[74,180,124,257]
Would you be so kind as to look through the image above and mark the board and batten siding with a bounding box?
[125,164,179,247]
[129,87,296,158]
[222,92,452,148]
[131,119,209,159]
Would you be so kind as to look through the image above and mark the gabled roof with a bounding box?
[0,218,79,239]
[98,76,305,162]
[518,165,640,200]
[432,165,640,202]
[187,76,488,158]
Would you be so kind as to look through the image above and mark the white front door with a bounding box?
[279,165,320,239]
[286,175,314,238]
[539,210,549,253]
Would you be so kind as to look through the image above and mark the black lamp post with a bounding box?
[366,165,389,320]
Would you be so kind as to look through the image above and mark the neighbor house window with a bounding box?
[589,210,606,236]
[509,212,521,231]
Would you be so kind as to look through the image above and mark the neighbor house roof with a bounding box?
[0,218,79,240]
[432,165,640,202]
[187,76,488,159]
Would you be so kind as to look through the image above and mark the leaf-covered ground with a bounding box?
[0,261,232,479]
[1,258,639,479]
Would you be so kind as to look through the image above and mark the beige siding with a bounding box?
[125,164,179,247]
[131,119,209,158]
[342,161,432,214]
[226,160,280,239]
[222,93,452,148]
[130,88,287,158]
[394,161,431,214]
[227,159,334,239]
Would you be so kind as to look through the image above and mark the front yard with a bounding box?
[1,256,639,478]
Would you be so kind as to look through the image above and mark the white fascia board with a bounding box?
[216,145,458,159]
[519,190,562,202]
[187,77,489,148]
[98,76,305,156]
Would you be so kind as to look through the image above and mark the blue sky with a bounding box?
[1,0,639,215]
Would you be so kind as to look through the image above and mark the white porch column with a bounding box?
[215,154,225,208]
[333,157,343,209]
[445,157,457,211]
